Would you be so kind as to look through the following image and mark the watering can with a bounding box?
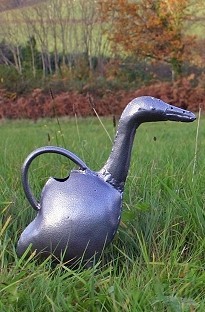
[17,96,196,263]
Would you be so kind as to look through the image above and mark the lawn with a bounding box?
[0,116,204,311]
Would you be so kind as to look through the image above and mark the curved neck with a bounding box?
[99,117,140,192]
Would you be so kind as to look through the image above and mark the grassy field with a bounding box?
[0,116,205,311]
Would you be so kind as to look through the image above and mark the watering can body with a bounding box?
[17,147,122,262]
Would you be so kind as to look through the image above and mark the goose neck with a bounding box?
[99,117,140,192]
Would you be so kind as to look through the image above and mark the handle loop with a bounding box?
[21,146,88,211]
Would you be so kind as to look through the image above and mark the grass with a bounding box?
[0,115,205,311]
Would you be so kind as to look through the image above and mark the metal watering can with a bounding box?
[17,96,196,263]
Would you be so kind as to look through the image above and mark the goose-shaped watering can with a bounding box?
[17,96,196,263]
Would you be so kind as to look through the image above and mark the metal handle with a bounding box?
[21,146,88,211]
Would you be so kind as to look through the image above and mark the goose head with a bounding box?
[123,96,196,125]
[100,96,196,191]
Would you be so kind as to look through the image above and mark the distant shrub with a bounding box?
[0,65,22,92]
[0,76,204,120]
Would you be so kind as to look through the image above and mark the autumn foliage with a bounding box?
[0,75,204,119]
[100,0,200,78]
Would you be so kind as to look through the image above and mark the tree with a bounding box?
[22,4,53,78]
[0,12,23,74]
[100,0,204,80]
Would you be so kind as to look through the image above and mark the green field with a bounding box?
[0,116,205,311]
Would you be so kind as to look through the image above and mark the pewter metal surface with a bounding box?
[18,168,122,261]
[17,96,196,263]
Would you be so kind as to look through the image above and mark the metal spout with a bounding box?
[99,96,196,192]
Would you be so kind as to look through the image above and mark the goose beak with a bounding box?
[165,106,196,122]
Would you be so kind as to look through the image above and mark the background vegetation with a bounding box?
[0,0,205,117]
